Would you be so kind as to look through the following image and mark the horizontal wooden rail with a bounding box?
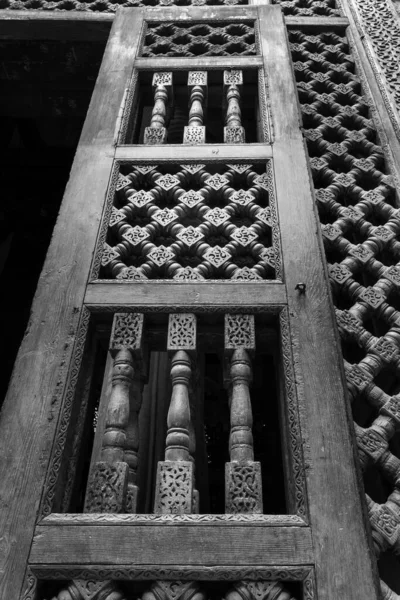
[31,524,313,565]
[85,282,286,310]
[114,144,273,161]
[285,16,348,27]
[134,57,263,71]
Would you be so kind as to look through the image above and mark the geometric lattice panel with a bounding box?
[3,0,247,9]
[290,27,400,598]
[143,22,256,57]
[274,0,340,17]
[98,163,280,281]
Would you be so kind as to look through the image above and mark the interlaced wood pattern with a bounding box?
[272,0,340,17]
[143,23,256,57]
[99,163,279,281]
[289,27,400,599]
[0,0,343,14]
[2,0,247,10]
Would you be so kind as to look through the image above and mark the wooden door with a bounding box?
[0,6,380,600]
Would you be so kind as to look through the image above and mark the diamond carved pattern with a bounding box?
[290,28,400,597]
[143,23,256,58]
[99,163,279,280]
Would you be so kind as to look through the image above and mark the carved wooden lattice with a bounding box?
[3,0,247,9]
[272,0,340,17]
[290,27,400,599]
[98,163,279,281]
[143,23,256,57]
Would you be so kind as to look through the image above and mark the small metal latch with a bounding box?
[295,282,306,294]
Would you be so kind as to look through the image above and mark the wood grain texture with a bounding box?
[260,6,379,599]
[114,144,273,161]
[30,525,313,565]
[135,57,263,70]
[0,10,143,598]
[85,283,286,309]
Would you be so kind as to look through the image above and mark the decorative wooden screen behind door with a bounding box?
[4,6,380,600]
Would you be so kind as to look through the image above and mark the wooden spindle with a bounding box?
[224,314,263,514]
[229,348,254,461]
[154,314,198,514]
[183,71,207,144]
[124,367,147,513]
[165,349,192,461]
[85,313,145,513]
[224,70,245,144]
[144,72,173,145]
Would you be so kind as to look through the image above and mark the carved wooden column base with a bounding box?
[144,126,167,144]
[183,126,206,144]
[154,461,195,514]
[85,462,129,513]
[225,461,263,514]
[224,126,245,144]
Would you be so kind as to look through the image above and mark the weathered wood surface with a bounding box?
[135,57,263,70]
[85,283,285,308]
[260,6,379,599]
[143,5,258,20]
[30,525,313,565]
[285,16,348,26]
[115,144,272,164]
[114,145,272,161]
[0,10,143,598]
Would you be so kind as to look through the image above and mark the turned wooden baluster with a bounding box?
[224,70,245,144]
[144,72,173,145]
[154,313,198,513]
[224,314,263,513]
[228,348,254,461]
[165,348,192,462]
[183,71,207,144]
[85,313,145,513]
[124,355,148,513]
